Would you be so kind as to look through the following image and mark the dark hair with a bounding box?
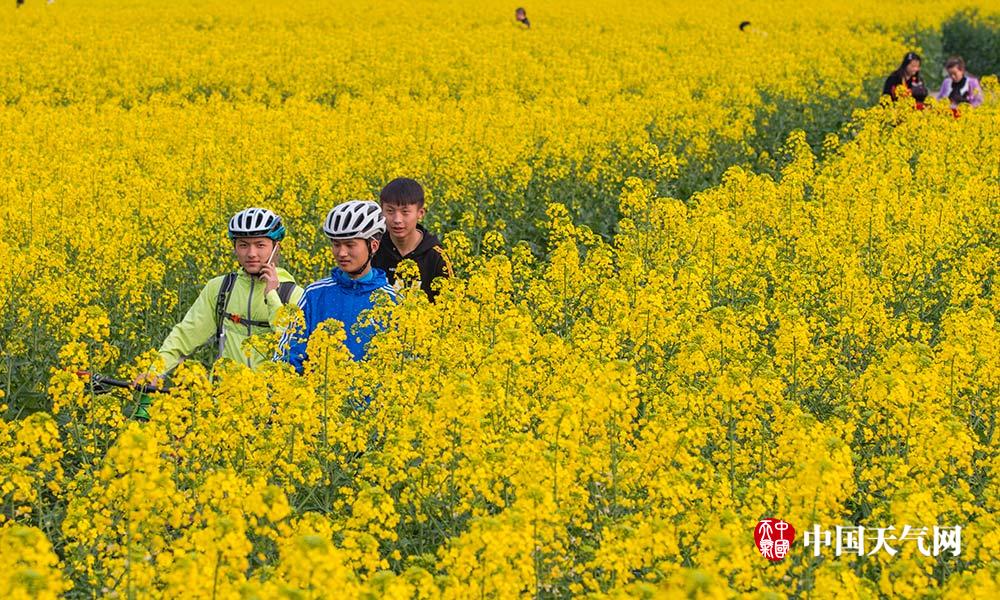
[944,56,966,71]
[896,52,921,74]
[380,177,425,208]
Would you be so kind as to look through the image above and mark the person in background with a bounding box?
[882,51,928,106]
[936,56,984,110]
[516,7,531,29]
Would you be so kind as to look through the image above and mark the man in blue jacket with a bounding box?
[278,200,396,373]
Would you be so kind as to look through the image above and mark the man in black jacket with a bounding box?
[373,178,453,302]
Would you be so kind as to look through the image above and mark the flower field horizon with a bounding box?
[1,0,999,597]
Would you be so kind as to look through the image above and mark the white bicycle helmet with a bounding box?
[228,208,286,240]
[323,200,386,240]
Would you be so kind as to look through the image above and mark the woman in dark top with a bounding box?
[516,7,531,28]
[882,52,929,105]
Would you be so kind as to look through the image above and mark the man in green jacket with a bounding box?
[135,208,304,419]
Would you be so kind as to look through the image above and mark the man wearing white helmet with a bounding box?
[143,208,305,387]
[278,200,396,373]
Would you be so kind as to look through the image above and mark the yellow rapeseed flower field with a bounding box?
[1,0,999,597]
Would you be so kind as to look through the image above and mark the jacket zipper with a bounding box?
[246,276,254,367]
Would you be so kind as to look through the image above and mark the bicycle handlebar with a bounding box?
[75,371,171,395]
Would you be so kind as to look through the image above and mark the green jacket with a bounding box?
[157,268,305,374]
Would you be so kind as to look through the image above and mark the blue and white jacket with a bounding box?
[278,267,396,373]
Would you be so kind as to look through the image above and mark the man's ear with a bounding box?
[370,238,381,253]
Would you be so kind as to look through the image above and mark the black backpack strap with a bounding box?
[215,273,238,358]
[277,281,296,305]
